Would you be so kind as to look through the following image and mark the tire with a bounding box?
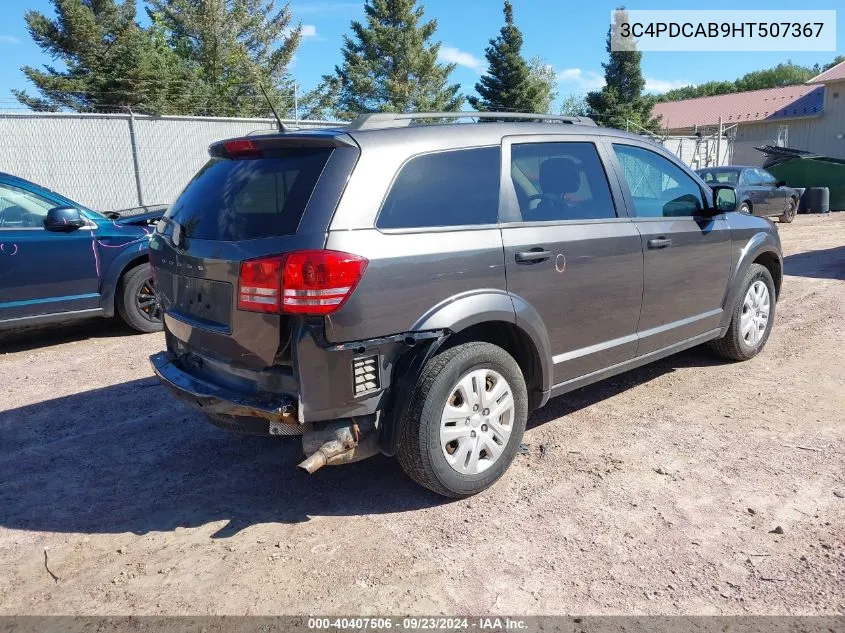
[779,197,797,223]
[116,262,163,333]
[396,341,528,498]
[708,263,776,361]
[739,202,751,215]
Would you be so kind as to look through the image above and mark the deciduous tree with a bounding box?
[526,57,558,114]
[658,57,845,103]
[560,93,587,117]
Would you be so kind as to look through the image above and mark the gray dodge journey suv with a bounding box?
[149,112,783,498]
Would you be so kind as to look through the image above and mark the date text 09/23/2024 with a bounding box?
[307,617,528,630]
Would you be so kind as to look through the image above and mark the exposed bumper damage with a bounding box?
[149,328,445,470]
[149,351,298,426]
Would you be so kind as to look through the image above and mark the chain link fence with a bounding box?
[0,112,343,211]
[0,112,734,212]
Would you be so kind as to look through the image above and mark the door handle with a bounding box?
[514,248,552,264]
[647,237,672,249]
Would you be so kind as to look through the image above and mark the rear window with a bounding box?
[697,169,739,186]
[376,147,501,229]
[164,148,332,240]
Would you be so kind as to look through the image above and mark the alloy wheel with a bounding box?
[740,280,770,347]
[136,276,162,323]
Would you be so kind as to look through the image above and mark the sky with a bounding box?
[0,0,842,112]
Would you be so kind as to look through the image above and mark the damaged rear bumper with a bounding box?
[149,351,298,427]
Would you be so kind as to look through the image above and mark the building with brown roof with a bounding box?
[653,61,845,165]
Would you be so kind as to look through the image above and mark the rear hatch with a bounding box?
[149,131,360,371]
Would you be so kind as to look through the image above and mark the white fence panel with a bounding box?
[0,112,342,211]
[0,113,137,211]
[132,115,278,206]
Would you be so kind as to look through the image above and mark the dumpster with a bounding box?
[757,145,845,211]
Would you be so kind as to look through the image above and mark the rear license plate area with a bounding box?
[163,274,233,330]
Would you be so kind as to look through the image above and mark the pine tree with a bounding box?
[468,1,539,113]
[147,0,302,117]
[586,7,660,131]
[13,0,204,114]
[314,0,463,120]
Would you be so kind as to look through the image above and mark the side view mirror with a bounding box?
[776,180,787,187]
[711,185,738,213]
[44,206,86,232]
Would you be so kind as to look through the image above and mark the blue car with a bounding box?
[0,172,164,333]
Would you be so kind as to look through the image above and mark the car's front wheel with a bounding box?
[397,342,528,498]
[117,263,163,333]
[709,263,775,361]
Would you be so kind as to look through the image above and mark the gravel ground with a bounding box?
[0,214,843,616]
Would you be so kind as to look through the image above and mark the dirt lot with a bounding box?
[0,214,843,616]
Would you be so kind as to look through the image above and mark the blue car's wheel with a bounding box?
[117,263,163,333]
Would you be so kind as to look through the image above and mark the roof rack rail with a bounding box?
[346,111,596,130]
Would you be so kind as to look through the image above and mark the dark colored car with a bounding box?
[695,166,798,223]
[0,172,165,333]
[149,113,783,498]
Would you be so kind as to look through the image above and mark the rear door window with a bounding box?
[376,147,501,229]
[744,169,764,186]
[164,148,332,240]
[510,142,616,221]
[755,168,778,186]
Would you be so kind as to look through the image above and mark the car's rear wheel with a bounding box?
[397,342,528,498]
[709,263,775,361]
[779,197,797,223]
[117,263,163,333]
[739,202,751,215]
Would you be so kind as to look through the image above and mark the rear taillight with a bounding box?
[238,256,283,313]
[283,250,368,314]
[237,250,367,316]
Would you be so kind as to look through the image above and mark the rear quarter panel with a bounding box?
[325,228,506,343]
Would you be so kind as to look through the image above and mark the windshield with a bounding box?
[164,148,333,241]
[696,169,740,186]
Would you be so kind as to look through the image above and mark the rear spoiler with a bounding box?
[209,132,357,158]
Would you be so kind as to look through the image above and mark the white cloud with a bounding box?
[0,35,20,44]
[556,68,692,95]
[438,46,484,73]
[283,24,321,42]
[556,68,605,91]
[644,77,692,93]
